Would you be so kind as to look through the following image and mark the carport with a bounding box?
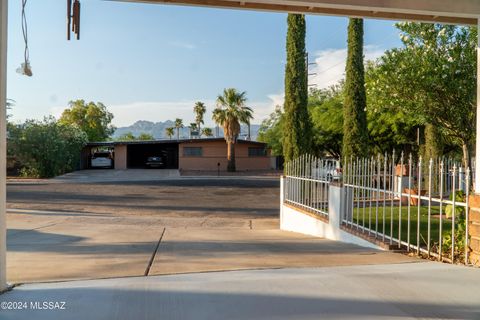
[84,141,179,170]
[126,141,178,169]
[2,0,480,291]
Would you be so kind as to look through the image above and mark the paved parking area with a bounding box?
[7,176,280,217]
[7,175,415,284]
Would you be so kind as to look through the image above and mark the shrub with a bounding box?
[9,117,87,178]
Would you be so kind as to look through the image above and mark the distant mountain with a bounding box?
[113,120,261,140]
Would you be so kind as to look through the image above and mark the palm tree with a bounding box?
[193,101,206,132]
[189,123,198,138]
[212,88,253,172]
[174,118,183,140]
[201,127,213,137]
[165,127,175,139]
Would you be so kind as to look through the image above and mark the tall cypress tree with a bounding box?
[422,123,443,160]
[283,14,312,162]
[342,18,368,160]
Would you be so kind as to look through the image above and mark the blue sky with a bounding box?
[7,1,402,127]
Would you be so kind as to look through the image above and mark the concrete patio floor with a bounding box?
[1,262,479,319]
[6,209,415,283]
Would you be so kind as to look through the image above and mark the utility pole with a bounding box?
[305,52,317,88]
[0,0,7,292]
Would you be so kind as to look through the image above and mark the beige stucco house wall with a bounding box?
[114,144,127,170]
[179,140,272,171]
[83,138,274,171]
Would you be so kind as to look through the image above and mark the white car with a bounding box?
[312,159,342,181]
[91,152,113,168]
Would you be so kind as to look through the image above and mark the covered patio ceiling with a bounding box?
[115,0,480,25]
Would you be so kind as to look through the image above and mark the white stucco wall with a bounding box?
[280,178,383,250]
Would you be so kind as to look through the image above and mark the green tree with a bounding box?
[201,127,213,137]
[9,117,87,178]
[259,85,344,158]
[367,23,476,168]
[59,100,115,142]
[422,124,443,160]
[165,127,175,139]
[283,14,312,161]
[117,132,136,141]
[194,101,207,132]
[116,132,154,141]
[308,86,344,158]
[174,118,183,140]
[212,88,253,172]
[137,133,154,141]
[343,18,369,160]
[258,106,284,156]
[6,99,14,120]
[365,61,423,155]
[189,123,199,138]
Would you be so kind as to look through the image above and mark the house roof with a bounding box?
[87,138,268,147]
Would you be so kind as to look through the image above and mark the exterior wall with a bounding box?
[179,140,272,171]
[114,145,127,170]
[280,178,384,250]
[468,195,480,265]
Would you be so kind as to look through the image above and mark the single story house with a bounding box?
[81,138,278,171]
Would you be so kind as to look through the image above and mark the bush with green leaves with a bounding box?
[442,217,466,262]
[9,117,87,178]
[442,190,467,262]
[445,190,465,219]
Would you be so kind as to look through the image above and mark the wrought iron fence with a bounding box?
[283,155,339,218]
[343,152,471,264]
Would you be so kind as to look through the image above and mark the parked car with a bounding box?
[145,156,164,168]
[91,152,113,168]
[312,159,342,181]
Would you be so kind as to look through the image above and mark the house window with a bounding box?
[183,147,203,157]
[248,147,267,157]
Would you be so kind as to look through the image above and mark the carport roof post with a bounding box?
[0,0,6,293]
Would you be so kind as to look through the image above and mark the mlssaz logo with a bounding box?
[30,301,66,310]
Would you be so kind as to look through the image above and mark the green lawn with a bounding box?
[350,205,455,247]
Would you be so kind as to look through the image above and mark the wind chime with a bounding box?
[17,0,32,76]
[67,0,81,40]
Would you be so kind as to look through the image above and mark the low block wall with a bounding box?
[279,178,383,250]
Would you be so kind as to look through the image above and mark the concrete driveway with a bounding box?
[6,175,416,283]
[2,263,479,319]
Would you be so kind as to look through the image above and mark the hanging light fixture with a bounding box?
[16,0,32,77]
[67,0,81,40]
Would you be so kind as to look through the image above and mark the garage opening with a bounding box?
[127,142,179,169]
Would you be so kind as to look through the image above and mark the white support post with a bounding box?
[476,18,480,193]
[279,176,284,224]
[0,0,7,292]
